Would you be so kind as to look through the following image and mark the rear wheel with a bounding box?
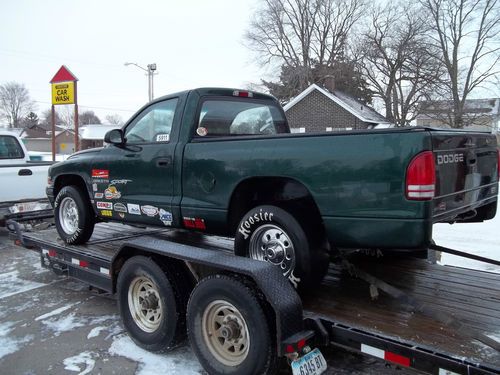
[187,275,276,375]
[54,185,95,244]
[234,205,328,288]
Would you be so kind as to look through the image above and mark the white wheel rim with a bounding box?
[202,300,250,366]
[59,197,79,235]
[128,276,163,333]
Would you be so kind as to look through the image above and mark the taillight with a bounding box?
[406,151,436,200]
[233,90,253,98]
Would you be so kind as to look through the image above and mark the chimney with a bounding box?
[324,75,336,93]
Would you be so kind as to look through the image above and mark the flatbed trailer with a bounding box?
[8,222,500,375]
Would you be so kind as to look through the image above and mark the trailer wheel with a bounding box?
[117,256,185,352]
[187,275,276,375]
[235,205,328,288]
[54,185,95,244]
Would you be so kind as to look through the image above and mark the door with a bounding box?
[91,98,178,227]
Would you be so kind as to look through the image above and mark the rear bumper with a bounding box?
[323,216,432,250]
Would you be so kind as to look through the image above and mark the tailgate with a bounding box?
[431,131,498,222]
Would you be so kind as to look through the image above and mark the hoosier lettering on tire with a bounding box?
[234,205,328,288]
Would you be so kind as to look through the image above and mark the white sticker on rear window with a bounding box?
[156,134,169,142]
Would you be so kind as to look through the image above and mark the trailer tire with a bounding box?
[235,205,327,288]
[54,185,94,244]
[117,256,185,352]
[187,274,277,375]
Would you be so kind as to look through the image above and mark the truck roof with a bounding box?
[152,87,278,104]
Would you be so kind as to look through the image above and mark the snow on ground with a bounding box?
[0,270,46,300]
[433,212,500,273]
[41,313,119,337]
[0,322,33,359]
[108,334,202,375]
[34,302,80,321]
[63,351,97,375]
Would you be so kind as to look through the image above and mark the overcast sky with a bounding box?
[0,0,269,122]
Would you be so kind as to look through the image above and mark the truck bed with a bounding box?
[20,223,500,372]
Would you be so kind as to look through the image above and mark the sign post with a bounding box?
[50,66,78,161]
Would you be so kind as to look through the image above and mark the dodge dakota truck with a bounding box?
[0,131,52,224]
[46,88,499,286]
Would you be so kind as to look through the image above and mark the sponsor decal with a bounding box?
[114,203,127,213]
[92,183,98,192]
[127,203,141,215]
[92,169,109,179]
[159,209,173,226]
[156,134,170,142]
[104,185,121,199]
[110,179,132,185]
[183,217,206,230]
[100,210,112,217]
[94,192,104,199]
[118,212,125,219]
[238,209,273,240]
[141,205,159,217]
[96,201,113,210]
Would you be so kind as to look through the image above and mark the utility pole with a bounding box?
[124,62,157,102]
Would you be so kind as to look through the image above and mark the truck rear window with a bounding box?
[0,135,24,159]
[196,99,289,137]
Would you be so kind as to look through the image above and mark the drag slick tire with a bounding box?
[117,256,186,352]
[54,185,95,244]
[234,205,328,288]
[187,274,276,375]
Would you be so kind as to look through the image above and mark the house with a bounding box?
[79,124,120,150]
[416,98,500,133]
[283,83,390,132]
[20,124,75,154]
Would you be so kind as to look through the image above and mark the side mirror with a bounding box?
[104,129,125,145]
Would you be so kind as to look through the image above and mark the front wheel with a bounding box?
[54,185,95,244]
[234,205,328,288]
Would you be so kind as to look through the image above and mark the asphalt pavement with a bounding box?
[0,227,419,375]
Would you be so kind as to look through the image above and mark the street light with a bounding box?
[124,62,157,102]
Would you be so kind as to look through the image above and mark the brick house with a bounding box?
[284,84,389,132]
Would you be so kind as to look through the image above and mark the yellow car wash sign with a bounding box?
[52,81,75,105]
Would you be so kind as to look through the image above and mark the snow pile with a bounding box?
[434,213,500,274]
[41,313,119,336]
[109,334,202,375]
[63,351,97,375]
[35,302,80,321]
[0,270,46,300]
[87,321,123,340]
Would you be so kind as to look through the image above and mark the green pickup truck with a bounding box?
[47,88,499,286]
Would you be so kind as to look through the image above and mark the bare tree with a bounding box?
[359,2,444,125]
[57,107,101,127]
[422,0,500,128]
[0,82,35,128]
[246,0,366,94]
[105,114,123,126]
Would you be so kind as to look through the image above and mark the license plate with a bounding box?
[9,201,50,214]
[291,348,327,375]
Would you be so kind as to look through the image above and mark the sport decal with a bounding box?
[96,201,113,210]
[141,205,159,217]
[159,209,173,226]
[104,185,121,199]
[110,179,132,185]
[127,203,141,215]
[100,210,112,217]
[114,203,127,213]
[92,169,109,179]
[94,192,104,199]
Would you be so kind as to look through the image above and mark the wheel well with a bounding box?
[54,174,88,198]
[227,177,325,240]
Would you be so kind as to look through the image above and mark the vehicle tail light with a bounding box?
[406,151,436,200]
[233,90,253,98]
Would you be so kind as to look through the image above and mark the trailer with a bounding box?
[7,221,500,375]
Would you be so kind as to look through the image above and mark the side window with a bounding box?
[0,135,24,159]
[196,99,288,137]
[125,99,178,143]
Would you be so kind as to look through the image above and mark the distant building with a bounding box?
[416,98,500,133]
[283,83,390,133]
[80,124,120,150]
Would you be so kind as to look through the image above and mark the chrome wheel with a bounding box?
[59,197,79,235]
[249,224,295,276]
[202,300,250,366]
[128,276,163,333]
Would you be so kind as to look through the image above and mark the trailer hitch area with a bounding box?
[42,253,68,276]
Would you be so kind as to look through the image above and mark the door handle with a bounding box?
[156,157,171,167]
[18,169,33,176]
